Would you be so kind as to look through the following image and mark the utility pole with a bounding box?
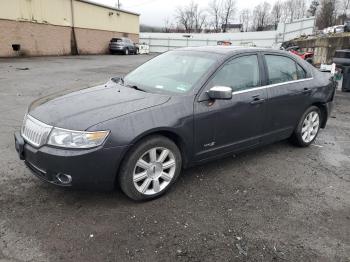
[70,0,79,55]
[117,0,120,8]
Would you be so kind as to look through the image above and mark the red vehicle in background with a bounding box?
[286,46,314,64]
[217,40,232,46]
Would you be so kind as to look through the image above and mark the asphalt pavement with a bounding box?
[0,54,349,262]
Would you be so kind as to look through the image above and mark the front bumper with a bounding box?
[14,132,128,191]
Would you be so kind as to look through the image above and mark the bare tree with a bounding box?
[338,0,350,22]
[340,0,350,14]
[253,2,271,31]
[271,0,283,29]
[193,4,207,32]
[308,0,320,16]
[221,0,236,32]
[175,1,206,33]
[239,9,251,32]
[283,0,308,22]
[294,0,308,20]
[163,17,172,33]
[316,0,337,29]
[175,3,195,32]
[208,0,223,32]
[284,0,296,22]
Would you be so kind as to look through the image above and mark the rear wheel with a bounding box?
[291,106,321,147]
[124,48,129,55]
[119,136,182,201]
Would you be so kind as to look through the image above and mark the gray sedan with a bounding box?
[14,47,336,201]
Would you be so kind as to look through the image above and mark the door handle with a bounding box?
[302,88,312,94]
[250,96,266,105]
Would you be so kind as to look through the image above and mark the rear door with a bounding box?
[194,53,268,161]
[261,53,313,143]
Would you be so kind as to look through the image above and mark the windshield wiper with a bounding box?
[127,85,146,92]
[112,77,146,92]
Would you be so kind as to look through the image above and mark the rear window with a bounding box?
[111,38,122,42]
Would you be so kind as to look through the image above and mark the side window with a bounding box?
[296,63,307,79]
[209,55,260,92]
[265,55,300,84]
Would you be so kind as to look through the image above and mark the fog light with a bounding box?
[56,173,72,185]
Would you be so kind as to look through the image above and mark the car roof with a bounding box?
[176,46,287,57]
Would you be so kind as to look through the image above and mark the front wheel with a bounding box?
[291,106,321,147]
[119,136,182,201]
[124,48,129,55]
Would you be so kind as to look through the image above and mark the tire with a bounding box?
[135,48,139,55]
[119,135,182,201]
[124,48,129,55]
[291,106,321,147]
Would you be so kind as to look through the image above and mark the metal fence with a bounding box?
[140,17,315,53]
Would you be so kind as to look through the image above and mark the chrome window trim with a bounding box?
[231,77,314,96]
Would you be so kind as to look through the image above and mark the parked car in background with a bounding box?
[334,25,345,33]
[137,43,150,54]
[286,46,314,64]
[109,37,138,55]
[14,47,336,201]
[217,40,232,46]
[323,25,345,34]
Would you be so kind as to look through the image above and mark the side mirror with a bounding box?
[207,86,232,100]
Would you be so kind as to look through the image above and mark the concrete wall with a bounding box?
[279,17,315,41]
[0,19,71,57]
[0,0,73,26]
[0,0,139,57]
[75,28,138,55]
[73,1,139,34]
[290,33,350,65]
[140,17,315,52]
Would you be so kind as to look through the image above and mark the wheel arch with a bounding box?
[312,102,328,128]
[114,129,190,187]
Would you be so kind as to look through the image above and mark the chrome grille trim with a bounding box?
[21,115,53,147]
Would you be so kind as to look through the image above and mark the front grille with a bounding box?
[21,115,53,147]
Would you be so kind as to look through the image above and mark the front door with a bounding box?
[194,54,268,161]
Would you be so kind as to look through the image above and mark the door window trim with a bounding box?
[231,77,313,96]
[197,52,263,101]
[262,52,313,83]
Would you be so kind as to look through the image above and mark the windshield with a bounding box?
[124,51,219,94]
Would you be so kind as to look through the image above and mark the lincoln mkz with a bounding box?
[14,47,336,200]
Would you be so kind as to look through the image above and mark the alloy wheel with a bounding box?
[301,111,320,143]
[133,147,176,195]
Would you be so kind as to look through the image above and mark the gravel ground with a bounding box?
[0,55,349,262]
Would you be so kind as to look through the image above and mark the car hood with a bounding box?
[28,80,171,130]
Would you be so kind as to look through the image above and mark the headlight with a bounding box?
[47,128,109,149]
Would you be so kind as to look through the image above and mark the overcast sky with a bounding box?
[94,0,277,27]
